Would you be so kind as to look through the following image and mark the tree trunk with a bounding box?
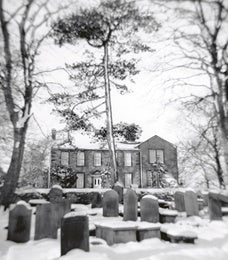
[220,126,228,186]
[103,43,117,182]
[0,125,28,209]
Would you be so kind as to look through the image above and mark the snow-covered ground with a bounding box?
[1,204,228,260]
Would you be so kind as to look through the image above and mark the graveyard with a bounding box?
[1,185,228,260]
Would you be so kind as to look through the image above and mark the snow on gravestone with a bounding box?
[208,193,222,221]
[61,212,89,256]
[48,185,63,203]
[103,190,119,217]
[91,192,102,208]
[140,195,159,223]
[123,189,138,221]
[113,182,124,203]
[34,203,59,240]
[184,190,199,216]
[174,191,185,212]
[7,201,32,243]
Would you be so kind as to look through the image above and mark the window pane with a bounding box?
[94,152,101,166]
[124,152,131,166]
[156,150,164,163]
[77,151,85,166]
[61,152,69,166]
[149,150,156,163]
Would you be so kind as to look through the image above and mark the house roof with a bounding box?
[56,141,140,151]
[137,135,176,149]
[52,132,175,151]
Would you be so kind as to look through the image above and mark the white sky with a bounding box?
[29,0,208,146]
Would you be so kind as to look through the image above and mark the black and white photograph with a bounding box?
[0,0,228,259]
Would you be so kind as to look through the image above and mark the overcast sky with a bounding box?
[29,0,208,146]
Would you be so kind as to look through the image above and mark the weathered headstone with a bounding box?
[7,201,32,243]
[91,192,102,208]
[174,191,185,212]
[34,203,59,240]
[123,189,138,221]
[184,190,199,216]
[208,193,222,221]
[140,195,159,223]
[48,185,63,203]
[61,212,89,256]
[113,182,124,203]
[103,190,119,217]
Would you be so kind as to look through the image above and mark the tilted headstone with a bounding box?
[7,201,32,243]
[208,193,222,221]
[34,203,59,240]
[48,185,63,203]
[123,189,138,221]
[140,195,159,223]
[61,212,89,256]
[91,192,102,208]
[103,190,119,217]
[184,190,199,216]
[174,191,185,212]
[113,182,124,203]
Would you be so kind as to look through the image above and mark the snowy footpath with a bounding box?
[1,205,228,260]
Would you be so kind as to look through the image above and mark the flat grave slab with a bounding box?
[160,224,197,244]
[159,209,178,223]
[137,222,161,241]
[95,221,137,245]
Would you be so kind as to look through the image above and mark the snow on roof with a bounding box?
[52,132,140,151]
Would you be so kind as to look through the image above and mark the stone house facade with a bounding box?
[50,135,178,188]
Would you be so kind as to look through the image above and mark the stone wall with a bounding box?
[139,136,178,187]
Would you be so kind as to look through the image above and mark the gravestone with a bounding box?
[123,189,138,221]
[7,201,32,243]
[56,199,71,227]
[184,190,199,216]
[49,185,63,203]
[174,191,185,212]
[61,212,89,256]
[208,193,222,221]
[140,195,159,223]
[103,190,119,217]
[34,203,59,240]
[113,182,124,203]
[91,192,102,208]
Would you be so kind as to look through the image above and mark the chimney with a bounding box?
[51,129,56,140]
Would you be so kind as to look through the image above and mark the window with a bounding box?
[125,173,132,188]
[149,149,164,163]
[77,151,85,166]
[61,152,69,166]
[94,152,102,166]
[156,150,164,163]
[124,152,132,166]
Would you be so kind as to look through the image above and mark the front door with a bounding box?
[93,177,102,189]
[125,173,132,188]
[76,173,84,188]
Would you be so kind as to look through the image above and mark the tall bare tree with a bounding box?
[0,0,67,208]
[152,0,228,185]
